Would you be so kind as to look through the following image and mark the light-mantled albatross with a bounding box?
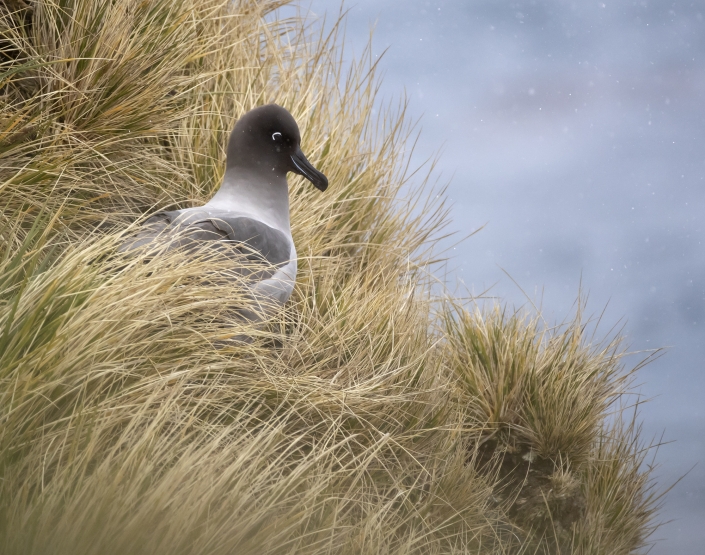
[120,103,328,319]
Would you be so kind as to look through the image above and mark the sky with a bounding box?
[295,1,705,552]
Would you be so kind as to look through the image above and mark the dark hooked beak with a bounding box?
[290,147,328,192]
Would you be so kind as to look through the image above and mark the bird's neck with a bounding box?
[205,166,291,233]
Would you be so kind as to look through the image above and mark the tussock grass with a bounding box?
[444,303,630,465]
[0,1,662,553]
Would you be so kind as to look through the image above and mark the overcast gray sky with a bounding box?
[297,1,705,552]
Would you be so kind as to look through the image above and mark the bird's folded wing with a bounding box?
[119,210,291,269]
[118,212,173,252]
[206,214,291,267]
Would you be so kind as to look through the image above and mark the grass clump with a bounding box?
[443,304,661,551]
[1,1,663,553]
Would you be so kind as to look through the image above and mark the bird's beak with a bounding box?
[290,147,328,192]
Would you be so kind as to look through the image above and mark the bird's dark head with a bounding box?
[226,104,328,192]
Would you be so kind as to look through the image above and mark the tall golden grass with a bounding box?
[0,1,662,553]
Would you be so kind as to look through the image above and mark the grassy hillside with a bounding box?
[0,1,662,553]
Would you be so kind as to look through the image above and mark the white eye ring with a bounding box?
[272,132,282,141]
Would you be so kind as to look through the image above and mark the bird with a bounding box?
[119,103,328,329]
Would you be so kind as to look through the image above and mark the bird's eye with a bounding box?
[272,132,282,141]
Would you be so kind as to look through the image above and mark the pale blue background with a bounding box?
[292,1,705,552]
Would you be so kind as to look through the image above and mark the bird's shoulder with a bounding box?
[198,211,292,266]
